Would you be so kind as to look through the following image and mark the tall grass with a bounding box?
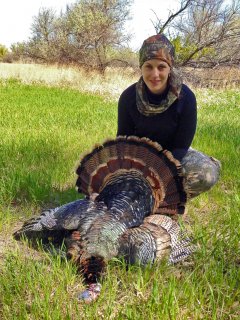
[0,74,239,319]
[0,63,139,100]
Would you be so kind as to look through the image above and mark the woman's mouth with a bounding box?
[149,80,160,86]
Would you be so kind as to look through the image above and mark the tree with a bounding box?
[20,0,133,72]
[10,42,28,62]
[0,44,8,61]
[152,0,240,67]
[26,7,58,63]
[152,0,193,34]
[65,0,132,72]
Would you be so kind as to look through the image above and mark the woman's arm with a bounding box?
[117,88,135,136]
[171,87,197,161]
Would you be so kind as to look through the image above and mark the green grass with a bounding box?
[0,78,116,207]
[0,79,239,319]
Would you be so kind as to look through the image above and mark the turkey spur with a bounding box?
[14,136,192,291]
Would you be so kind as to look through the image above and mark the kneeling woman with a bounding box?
[117,34,220,198]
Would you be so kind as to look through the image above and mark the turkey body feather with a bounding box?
[14,136,192,285]
[13,199,106,245]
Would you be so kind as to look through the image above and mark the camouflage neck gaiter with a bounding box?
[136,75,182,116]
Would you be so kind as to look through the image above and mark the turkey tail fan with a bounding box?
[76,136,188,215]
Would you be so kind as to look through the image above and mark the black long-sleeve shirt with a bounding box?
[117,83,197,161]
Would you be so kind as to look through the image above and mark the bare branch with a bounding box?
[151,0,194,34]
[168,0,240,67]
[159,0,193,33]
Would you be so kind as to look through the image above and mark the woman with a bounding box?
[117,34,220,198]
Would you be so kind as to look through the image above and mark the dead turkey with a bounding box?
[14,136,193,302]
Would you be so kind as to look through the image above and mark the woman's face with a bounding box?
[141,59,171,94]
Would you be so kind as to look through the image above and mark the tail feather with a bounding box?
[76,136,187,215]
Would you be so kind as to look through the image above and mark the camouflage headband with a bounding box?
[139,34,175,67]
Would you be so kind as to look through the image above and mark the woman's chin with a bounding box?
[146,82,166,95]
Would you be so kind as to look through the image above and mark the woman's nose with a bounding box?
[151,68,159,77]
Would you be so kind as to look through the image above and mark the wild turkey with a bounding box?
[14,136,193,302]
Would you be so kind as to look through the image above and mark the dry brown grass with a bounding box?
[0,63,139,100]
[182,66,240,89]
[0,63,239,99]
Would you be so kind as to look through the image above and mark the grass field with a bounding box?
[0,71,239,319]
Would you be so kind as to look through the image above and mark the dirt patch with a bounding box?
[0,222,46,265]
[0,223,20,261]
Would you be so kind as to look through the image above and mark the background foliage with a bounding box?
[153,0,240,67]
[1,0,239,70]
[9,0,133,73]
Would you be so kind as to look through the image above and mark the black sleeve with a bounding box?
[117,87,135,136]
[171,87,197,160]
